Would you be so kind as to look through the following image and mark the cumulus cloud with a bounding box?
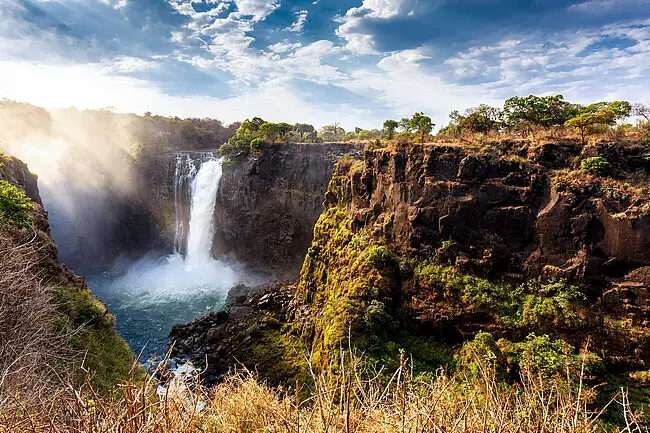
[285,10,308,33]
[234,0,279,22]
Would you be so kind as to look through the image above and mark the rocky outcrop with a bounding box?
[172,139,650,385]
[214,143,363,279]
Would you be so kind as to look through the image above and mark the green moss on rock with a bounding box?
[55,286,135,393]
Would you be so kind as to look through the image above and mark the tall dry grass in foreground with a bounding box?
[1,349,646,433]
[0,227,70,410]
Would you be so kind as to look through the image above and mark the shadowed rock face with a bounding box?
[172,140,650,384]
[214,143,363,280]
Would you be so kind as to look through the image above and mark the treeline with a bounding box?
[219,112,435,158]
[0,99,239,157]
[438,95,647,144]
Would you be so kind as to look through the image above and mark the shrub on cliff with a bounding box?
[0,179,34,227]
[249,137,268,151]
[581,156,612,176]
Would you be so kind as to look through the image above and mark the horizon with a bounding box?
[1,0,650,129]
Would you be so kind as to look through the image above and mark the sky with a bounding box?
[1,0,650,129]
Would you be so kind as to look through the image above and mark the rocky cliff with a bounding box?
[214,143,363,279]
[172,138,650,394]
[0,154,133,395]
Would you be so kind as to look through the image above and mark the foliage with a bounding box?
[565,109,616,144]
[456,331,503,379]
[416,263,586,329]
[249,137,268,151]
[580,156,612,176]
[0,180,34,227]
[54,287,134,392]
[446,104,503,134]
[409,112,434,142]
[500,334,602,380]
[382,119,399,139]
[582,100,632,120]
[319,124,346,142]
[503,95,579,128]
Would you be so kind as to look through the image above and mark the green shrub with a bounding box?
[580,156,611,176]
[250,137,268,151]
[0,180,34,227]
[456,331,504,379]
[499,334,602,380]
[365,246,399,272]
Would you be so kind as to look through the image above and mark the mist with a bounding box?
[0,100,247,356]
[0,99,238,273]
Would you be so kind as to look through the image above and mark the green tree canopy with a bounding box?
[564,109,616,145]
[382,120,399,139]
[503,95,578,128]
[409,112,434,142]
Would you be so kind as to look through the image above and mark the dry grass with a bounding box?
[1,347,646,433]
[0,227,71,410]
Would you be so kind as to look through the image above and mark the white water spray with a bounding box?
[186,159,222,266]
[108,154,238,301]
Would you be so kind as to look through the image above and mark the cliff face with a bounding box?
[0,154,133,395]
[214,143,363,279]
[172,139,650,388]
[296,140,650,370]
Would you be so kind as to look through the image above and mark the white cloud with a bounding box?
[233,0,279,22]
[377,48,430,70]
[285,10,308,33]
[335,0,406,54]
[268,41,302,53]
[100,0,128,10]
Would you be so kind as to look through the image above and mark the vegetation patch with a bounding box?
[580,156,612,176]
[0,179,34,227]
[55,287,134,393]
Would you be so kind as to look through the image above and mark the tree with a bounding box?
[258,122,280,142]
[633,103,650,120]
[446,105,502,134]
[238,117,266,135]
[503,95,578,128]
[320,125,346,142]
[398,117,412,132]
[383,119,399,139]
[564,109,616,145]
[292,123,316,141]
[276,122,292,141]
[582,101,631,120]
[409,112,434,142]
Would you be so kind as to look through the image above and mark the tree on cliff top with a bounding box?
[503,95,578,129]
[565,109,616,145]
[409,112,434,142]
[383,120,399,139]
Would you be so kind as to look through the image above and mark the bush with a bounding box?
[249,137,268,151]
[0,180,34,227]
[581,156,611,176]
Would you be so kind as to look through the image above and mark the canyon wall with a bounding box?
[172,139,650,387]
[214,143,363,279]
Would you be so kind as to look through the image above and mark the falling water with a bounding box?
[173,154,196,253]
[90,153,241,356]
[186,159,222,265]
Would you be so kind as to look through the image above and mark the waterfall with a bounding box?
[172,154,197,253]
[186,159,222,266]
[92,153,243,356]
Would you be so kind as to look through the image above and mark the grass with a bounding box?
[1,346,645,432]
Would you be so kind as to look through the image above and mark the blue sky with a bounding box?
[1,0,649,129]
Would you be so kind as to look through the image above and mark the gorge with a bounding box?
[2,104,650,428]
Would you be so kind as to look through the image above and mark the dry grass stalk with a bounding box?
[1,345,647,433]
